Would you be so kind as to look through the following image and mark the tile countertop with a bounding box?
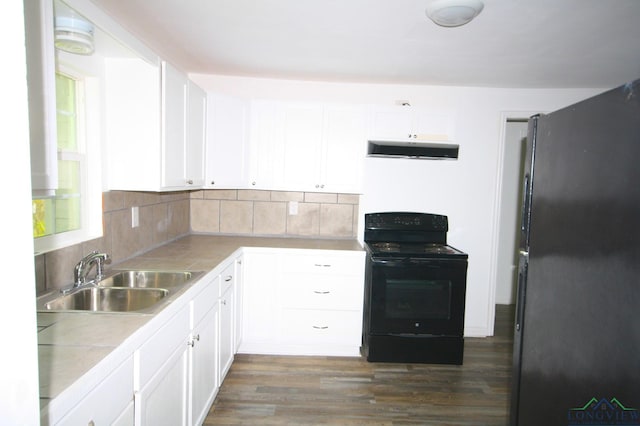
[37,234,363,413]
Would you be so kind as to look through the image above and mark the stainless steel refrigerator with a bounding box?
[510,79,640,426]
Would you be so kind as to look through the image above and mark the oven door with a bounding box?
[369,257,467,336]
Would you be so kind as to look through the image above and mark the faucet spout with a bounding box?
[73,251,110,288]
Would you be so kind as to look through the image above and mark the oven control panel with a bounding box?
[365,212,448,231]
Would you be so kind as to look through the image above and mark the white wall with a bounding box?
[1,1,41,424]
[191,73,601,336]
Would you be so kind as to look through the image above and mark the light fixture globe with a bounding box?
[426,0,484,27]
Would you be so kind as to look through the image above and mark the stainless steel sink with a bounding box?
[98,270,197,289]
[43,287,168,313]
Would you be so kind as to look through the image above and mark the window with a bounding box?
[33,72,83,239]
[32,66,102,254]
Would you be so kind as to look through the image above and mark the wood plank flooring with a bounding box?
[204,305,515,425]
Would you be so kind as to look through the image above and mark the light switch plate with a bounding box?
[288,201,298,215]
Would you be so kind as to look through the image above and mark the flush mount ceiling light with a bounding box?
[54,10,95,55]
[426,0,484,27]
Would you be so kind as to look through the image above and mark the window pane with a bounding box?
[55,73,77,151]
[55,196,81,233]
[57,159,81,195]
[33,199,54,238]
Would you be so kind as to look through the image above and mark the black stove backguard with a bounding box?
[361,212,468,365]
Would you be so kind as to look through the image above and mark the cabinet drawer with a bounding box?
[137,304,190,387]
[279,275,364,311]
[285,253,362,276]
[220,262,235,296]
[56,356,133,425]
[193,277,219,327]
[279,309,362,345]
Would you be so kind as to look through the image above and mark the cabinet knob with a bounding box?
[195,334,200,341]
[312,325,329,330]
[225,275,232,282]
[187,179,193,185]
[314,290,330,294]
[210,181,215,185]
[221,299,227,305]
[252,181,256,186]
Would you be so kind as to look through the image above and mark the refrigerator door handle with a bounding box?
[514,250,529,332]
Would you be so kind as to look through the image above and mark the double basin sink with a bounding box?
[40,270,204,314]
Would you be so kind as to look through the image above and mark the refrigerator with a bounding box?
[510,79,640,425]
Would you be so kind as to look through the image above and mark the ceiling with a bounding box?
[87,0,640,89]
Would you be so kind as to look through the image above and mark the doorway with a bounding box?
[495,119,528,305]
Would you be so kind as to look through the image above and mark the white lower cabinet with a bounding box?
[136,305,191,426]
[56,356,134,425]
[135,274,223,426]
[219,281,234,381]
[239,249,365,356]
[190,301,219,425]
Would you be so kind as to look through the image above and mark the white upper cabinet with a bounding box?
[162,61,188,188]
[186,80,206,187]
[205,93,249,188]
[106,61,206,191]
[368,105,455,142]
[248,101,366,193]
[24,0,58,196]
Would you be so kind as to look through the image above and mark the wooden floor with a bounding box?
[205,305,515,425]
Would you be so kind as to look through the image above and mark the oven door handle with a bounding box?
[374,258,448,267]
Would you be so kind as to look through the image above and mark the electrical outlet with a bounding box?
[131,206,139,228]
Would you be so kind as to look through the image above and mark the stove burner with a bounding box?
[371,242,401,252]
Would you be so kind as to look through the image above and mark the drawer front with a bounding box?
[56,356,133,425]
[137,304,190,387]
[285,253,363,276]
[279,309,362,345]
[220,262,235,296]
[193,276,219,327]
[279,275,364,311]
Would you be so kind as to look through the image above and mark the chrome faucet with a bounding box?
[73,250,110,288]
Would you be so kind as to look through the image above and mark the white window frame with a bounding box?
[33,65,102,255]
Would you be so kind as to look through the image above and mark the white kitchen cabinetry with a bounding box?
[106,60,206,191]
[189,278,220,426]
[136,274,221,426]
[239,249,365,356]
[186,80,207,187]
[240,251,279,352]
[234,255,244,352]
[368,105,455,142]
[136,304,191,425]
[219,262,235,381]
[277,251,365,355]
[205,93,249,188]
[248,101,366,193]
[56,357,134,425]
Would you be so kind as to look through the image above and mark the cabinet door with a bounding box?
[186,80,206,187]
[219,284,234,381]
[137,342,189,426]
[248,100,279,189]
[162,61,188,188]
[321,105,366,193]
[206,93,248,188]
[276,103,324,191]
[190,305,219,426]
[234,256,244,352]
[239,251,278,352]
